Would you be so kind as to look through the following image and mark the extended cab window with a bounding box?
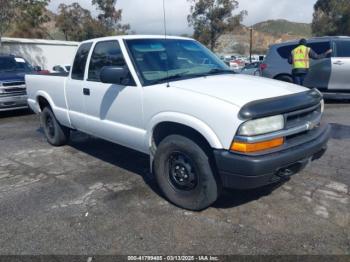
[71,42,92,80]
[334,40,350,57]
[88,40,127,82]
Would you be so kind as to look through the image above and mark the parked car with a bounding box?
[0,54,36,111]
[26,35,330,210]
[220,55,236,67]
[240,62,261,76]
[261,36,350,99]
[229,59,245,72]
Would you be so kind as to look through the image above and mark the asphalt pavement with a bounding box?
[0,104,349,255]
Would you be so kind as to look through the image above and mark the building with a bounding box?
[0,37,79,71]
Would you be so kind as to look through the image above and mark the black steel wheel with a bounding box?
[41,107,70,146]
[154,134,220,211]
[168,152,198,191]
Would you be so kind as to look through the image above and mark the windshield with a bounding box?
[125,39,231,85]
[0,57,33,72]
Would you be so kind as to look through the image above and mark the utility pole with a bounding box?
[249,27,253,63]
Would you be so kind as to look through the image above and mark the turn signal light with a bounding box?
[231,137,284,153]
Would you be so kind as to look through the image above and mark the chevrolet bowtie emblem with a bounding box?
[306,121,317,130]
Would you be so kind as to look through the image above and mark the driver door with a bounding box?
[82,40,144,152]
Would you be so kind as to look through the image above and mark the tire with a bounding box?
[275,75,293,83]
[41,107,70,146]
[154,135,220,211]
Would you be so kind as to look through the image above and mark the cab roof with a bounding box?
[81,35,193,44]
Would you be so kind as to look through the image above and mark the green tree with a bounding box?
[10,0,51,38]
[312,0,350,36]
[92,0,130,35]
[0,0,17,46]
[187,0,247,50]
[56,3,105,41]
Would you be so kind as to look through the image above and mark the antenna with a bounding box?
[162,0,170,87]
[162,0,167,38]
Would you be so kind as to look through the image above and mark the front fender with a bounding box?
[146,112,223,150]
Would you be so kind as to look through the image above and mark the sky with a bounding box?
[48,0,317,35]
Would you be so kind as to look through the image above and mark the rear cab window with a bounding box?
[71,42,93,80]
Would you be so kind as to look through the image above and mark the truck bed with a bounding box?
[26,74,71,127]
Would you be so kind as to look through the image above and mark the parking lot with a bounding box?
[0,103,349,255]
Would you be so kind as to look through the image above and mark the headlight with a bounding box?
[321,99,325,113]
[238,115,284,136]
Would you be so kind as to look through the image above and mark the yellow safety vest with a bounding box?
[292,45,310,69]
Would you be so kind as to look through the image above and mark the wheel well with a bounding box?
[37,96,50,111]
[151,122,221,185]
[274,74,293,82]
[152,122,213,154]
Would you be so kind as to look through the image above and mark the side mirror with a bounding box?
[100,66,130,85]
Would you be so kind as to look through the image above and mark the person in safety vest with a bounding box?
[288,39,332,86]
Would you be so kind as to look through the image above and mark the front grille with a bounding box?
[285,103,322,130]
[4,87,26,93]
[284,102,322,142]
[2,81,25,87]
[0,82,26,96]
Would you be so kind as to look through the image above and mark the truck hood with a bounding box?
[0,71,25,83]
[170,74,307,107]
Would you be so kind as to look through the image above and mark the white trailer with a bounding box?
[0,37,79,71]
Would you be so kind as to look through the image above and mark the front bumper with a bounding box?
[0,95,28,112]
[214,124,331,189]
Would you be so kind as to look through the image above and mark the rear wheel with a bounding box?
[154,135,220,211]
[41,107,70,146]
[275,75,293,83]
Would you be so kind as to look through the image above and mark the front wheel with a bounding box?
[41,107,70,146]
[154,135,220,211]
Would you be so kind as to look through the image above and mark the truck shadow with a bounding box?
[67,131,161,195]
[213,182,286,209]
[66,131,286,210]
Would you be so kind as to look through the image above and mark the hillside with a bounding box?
[252,19,312,37]
[216,19,312,55]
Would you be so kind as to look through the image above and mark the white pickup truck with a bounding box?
[26,35,330,210]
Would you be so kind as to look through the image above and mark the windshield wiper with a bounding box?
[188,68,235,79]
[149,71,189,85]
[205,68,235,75]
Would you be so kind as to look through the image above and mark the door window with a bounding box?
[334,40,350,57]
[277,45,298,59]
[308,42,331,58]
[71,42,93,80]
[277,41,331,59]
[88,40,128,82]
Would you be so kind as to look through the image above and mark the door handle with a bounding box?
[333,61,344,65]
[83,88,90,96]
